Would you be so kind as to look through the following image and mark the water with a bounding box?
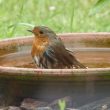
[0,47,110,68]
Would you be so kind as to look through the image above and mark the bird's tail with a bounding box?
[67,49,86,69]
[72,55,86,69]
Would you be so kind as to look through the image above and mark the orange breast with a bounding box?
[31,37,49,57]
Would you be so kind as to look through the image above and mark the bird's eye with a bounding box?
[39,30,43,34]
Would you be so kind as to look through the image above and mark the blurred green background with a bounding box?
[0,0,110,39]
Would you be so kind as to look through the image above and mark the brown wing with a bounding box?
[39,40,86,69]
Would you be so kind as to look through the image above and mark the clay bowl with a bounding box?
[0,33,110,81]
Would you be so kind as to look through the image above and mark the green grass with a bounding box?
[0,0,110,39]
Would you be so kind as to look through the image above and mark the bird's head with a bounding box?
[28,26,57,39]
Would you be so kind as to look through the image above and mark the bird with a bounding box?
[28,26,86,69]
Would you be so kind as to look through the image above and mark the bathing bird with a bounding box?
[28,26,86,69]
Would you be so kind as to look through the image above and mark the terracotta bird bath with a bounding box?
[0,33,110,81]
[0,33,110,109]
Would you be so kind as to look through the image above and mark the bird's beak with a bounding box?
[27,30,33,33]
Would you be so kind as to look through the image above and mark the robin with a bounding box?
[28,26,86,69]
